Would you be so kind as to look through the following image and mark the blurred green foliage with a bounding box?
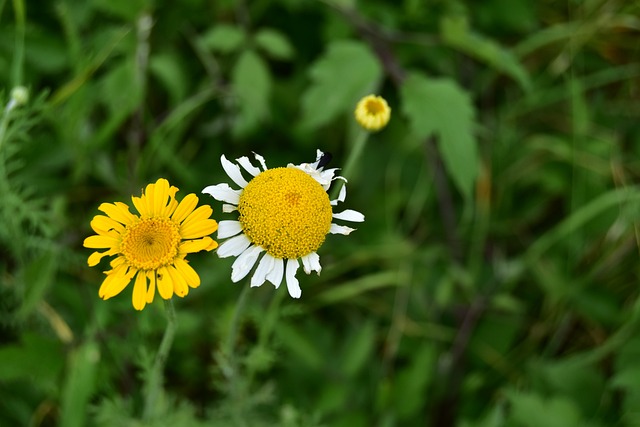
[0,0,639,426]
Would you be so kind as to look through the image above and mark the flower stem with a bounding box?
[0,106,12,153]
[226,283,250,358]
[225,285,251,426]
[142,298,177,422]
[331,129,369,199]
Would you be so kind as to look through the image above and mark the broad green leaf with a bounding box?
[300,40,381,130]
[231,49,271,137]
[440,15,531,91]
[254,28,294,60]
[401,72,479,200]
[199,24,246,54]
[99,59,142,115]
[149,53,188,103]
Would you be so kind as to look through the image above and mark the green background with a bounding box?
[1,0,639,426]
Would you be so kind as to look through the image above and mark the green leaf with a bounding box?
[0,333,64,391]
[393,343,436,417]
[340,321,376,377]
[60,341,100,427]
[254,28,294,60]
[275,322,324,369]
[440,15,531,91]
[17,252,57,319]
[231,49,272,137]
[199,24,246,54]
[532,357,606,417]
[93,0,149,20]
[300,40,381,130]
[401,72,479,200]
[99,59,142,115]
[507,393,583,427]
[149,53,188,103]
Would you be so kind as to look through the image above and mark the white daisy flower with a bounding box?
[202,150,365,298]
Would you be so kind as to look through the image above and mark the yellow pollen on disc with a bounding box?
[238,167,333,259]
[120,218,181,270]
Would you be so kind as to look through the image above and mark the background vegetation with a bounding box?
[1,0,639,426]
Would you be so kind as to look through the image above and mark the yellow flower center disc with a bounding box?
[238,167,333,259]
[120,218,181,270]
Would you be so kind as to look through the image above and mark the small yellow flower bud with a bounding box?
[354,94,391,131]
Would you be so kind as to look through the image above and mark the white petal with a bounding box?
[251,253,275,288]
[331,182,347,206]
[311,149,324,168]
[290,162,335,190]
[321,167,338,180]
[217,234,251,258]
[202,183,241,205]
[329,223,356,235]
[301,252,321,275]
[217,220,243,239]
[333,209,365,222]
[285,259,301,299]
[223,204,237,213]
[266,257,284,288]
[253,152,268,171]
[231,245,264,282]
[236,156,261,176]
[221,155,248,188]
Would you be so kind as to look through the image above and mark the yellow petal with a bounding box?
[110,256,126,268]
[174,258,200,288]
[146,271,156,303]
[167,264,188,298]
[152,178,170,217]
[162,186,180,217]
[179,237,216,254]
[181,219,218,240]
[144,182,156,217]
[171,193,198,224]
[88,249,116,267]
[132,195,146,217]
[182,205,212,227]
[132,271,148,311]
[98,202,136,226]
[90,215,125,235]
[205,239,219,251]
[156,266,174,299]
[84,235,119,249]
[99,265,134,299]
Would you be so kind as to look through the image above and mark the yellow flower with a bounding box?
[354,94,391,131]
[202,150,364,298]
[83,178,218,311]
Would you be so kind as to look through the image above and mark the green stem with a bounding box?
[225,285,251,427]
[143,299,177,422]
[331,129,369,199]
[11,0,25,86]
[246,288,285,384]
[226,284,250,358]
[0,109,10,152]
